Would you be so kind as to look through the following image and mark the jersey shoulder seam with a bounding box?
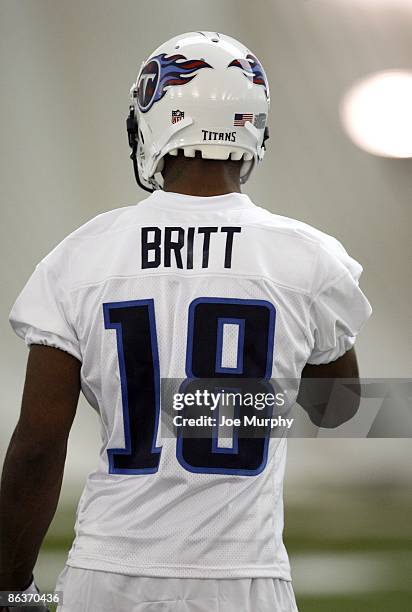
[67,270,314,298]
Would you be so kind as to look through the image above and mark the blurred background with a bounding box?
[1,1,411,610]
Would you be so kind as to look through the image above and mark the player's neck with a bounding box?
[163,179,241,197]
[162,155,242,197]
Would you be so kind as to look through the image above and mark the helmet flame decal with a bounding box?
[137,53,212,113]
[228,54,269,99]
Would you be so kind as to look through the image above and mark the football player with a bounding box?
[0,32,371,611]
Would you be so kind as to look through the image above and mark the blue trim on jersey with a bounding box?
[186,297,276,379]
[176,433,270,476]
[180,297,276,476]
[103,299,162,475]
[215,317,245,375]
[211,385,241,454]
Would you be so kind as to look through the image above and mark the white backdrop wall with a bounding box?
[1,0,411,493]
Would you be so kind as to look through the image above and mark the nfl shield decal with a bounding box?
[137,53,212,113]
[172,110,185,124]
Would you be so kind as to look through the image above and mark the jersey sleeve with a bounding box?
[307,243,372,365]
[9,259,81,361]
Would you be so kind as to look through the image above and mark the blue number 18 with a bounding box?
[104,297,276,476]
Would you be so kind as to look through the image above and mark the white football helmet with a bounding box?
[127,31,270,191]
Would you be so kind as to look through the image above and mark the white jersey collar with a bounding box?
[144,190,255,212]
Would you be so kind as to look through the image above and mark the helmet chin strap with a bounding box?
[131,148,155,193]
[126,106,155,192]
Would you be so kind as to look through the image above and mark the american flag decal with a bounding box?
[234,113,254,126]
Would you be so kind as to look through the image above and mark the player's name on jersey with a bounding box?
[173,414,294,429]
[141,226,242,269]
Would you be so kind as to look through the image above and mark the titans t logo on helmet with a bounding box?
[137,53,212,112]
[228,54,269,100]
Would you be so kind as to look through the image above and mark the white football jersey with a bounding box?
[10,191,371,579]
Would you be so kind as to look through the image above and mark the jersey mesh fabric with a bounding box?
[9,191,372,579]
[219,323,239,369]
